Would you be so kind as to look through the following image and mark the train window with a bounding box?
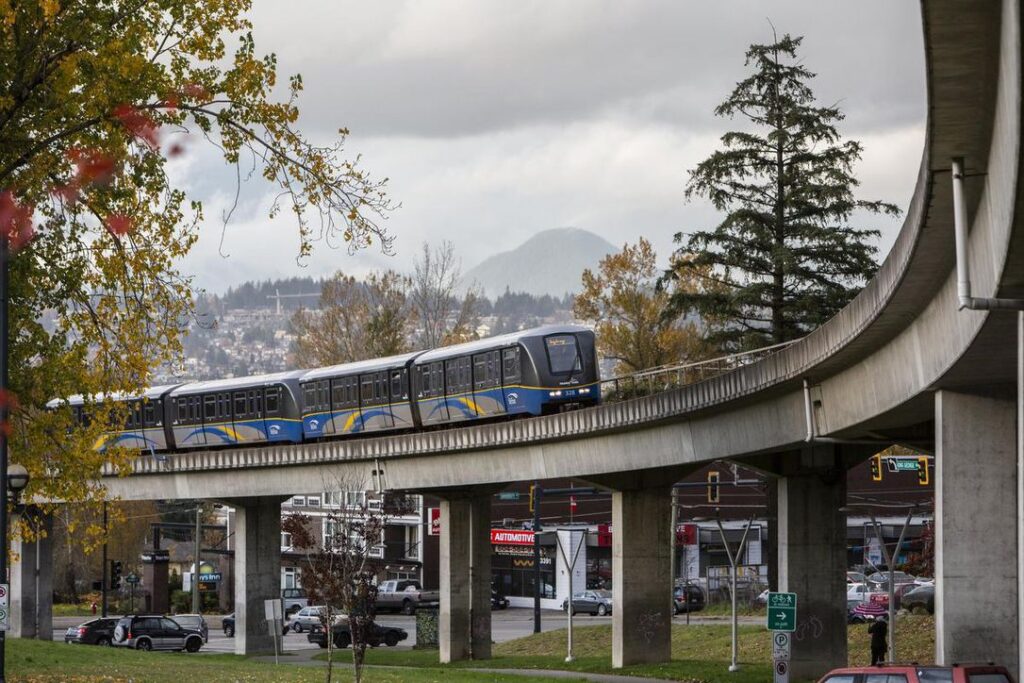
[417,366,430,397]
[544,335,581,375]
[391,371,403,399]
[332,383,344,408]
[302,385,314,412]
[219,393,230,419]
[176,398,187,422]
[204,396,216,421]
[266,387,280,416]
[502,347,521,384]
[318,381,329,411]
[143,403,155,427]
[234,393,246,418]
[190,396,201,422]
[249,390,261,417]
[474,351,500,390]
[377,372,388,403]
[360,376,373,404]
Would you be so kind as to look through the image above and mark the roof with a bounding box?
[300,352,425,382]
[414,325,592,363]
[46,384,185,408]
[169,370,307,396]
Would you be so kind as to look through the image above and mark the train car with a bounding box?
[411,325,599,426]
[46,384,183,453]
[299,352,423,439]
[165,371,304,449]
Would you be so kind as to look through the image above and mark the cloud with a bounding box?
[178,1,927,292]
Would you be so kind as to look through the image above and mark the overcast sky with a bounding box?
[174,1,927,294]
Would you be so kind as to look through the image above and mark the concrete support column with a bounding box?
[777,449,847,680]
[611,486,671,668]
[935,390,1017,676]
[439,492,491,662]
[231,497,282,656]
[10,509,52,639]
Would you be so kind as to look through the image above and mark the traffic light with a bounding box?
[707,471,720,504]
[528,484,536,513]
[110,560,123,590]
[917,456,930,486]
[870,454,883,482]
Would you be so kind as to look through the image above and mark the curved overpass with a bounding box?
[69,2,1023,675]
[105,0,1019,501]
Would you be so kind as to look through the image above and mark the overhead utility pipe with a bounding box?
[951,157,1024,679]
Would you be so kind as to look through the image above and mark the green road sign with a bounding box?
[767,592,797,632]
[894,459,920,472]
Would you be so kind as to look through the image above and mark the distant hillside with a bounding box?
[463,228,617,298]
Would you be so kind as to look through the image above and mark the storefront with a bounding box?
[489,529,559,608]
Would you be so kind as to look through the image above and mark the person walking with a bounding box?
[868,615,888,665]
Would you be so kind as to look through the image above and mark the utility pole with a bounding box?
[532,482,542,634]
[192,503,201,613]
[0,232,10,683]
[101,502,108,617]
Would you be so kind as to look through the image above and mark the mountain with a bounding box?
[463,228,618,298]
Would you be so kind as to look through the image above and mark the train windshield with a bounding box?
[544,334,581,374]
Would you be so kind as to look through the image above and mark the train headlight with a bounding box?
[578,387,590,394]
[549,390,562,397]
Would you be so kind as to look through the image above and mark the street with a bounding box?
[50,608,760,654]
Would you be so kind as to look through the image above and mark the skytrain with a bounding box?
[50,325,600,453]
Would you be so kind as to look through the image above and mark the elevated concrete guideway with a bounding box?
[39,0,1024,676]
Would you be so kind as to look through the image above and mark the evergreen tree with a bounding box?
[664,33,900,350]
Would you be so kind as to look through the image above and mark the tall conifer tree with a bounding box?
[664,34,900,350]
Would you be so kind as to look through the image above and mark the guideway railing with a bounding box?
[599,340,800,403]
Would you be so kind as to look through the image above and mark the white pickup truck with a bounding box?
[375,580,440,615]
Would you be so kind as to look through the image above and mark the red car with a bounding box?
[819,664,1014,683]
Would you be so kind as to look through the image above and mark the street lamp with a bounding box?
[694,513,757,673]
[0,463,29,683]
[841,501,927,664]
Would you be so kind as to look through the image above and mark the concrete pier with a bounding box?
[935,390,1018,677]
[10,509,52,639]
[230,496,283,655]
[611,486,671,668]
[439,492,492,662]
[777,448,847,679]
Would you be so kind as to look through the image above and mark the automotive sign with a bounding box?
[490,529,535,546]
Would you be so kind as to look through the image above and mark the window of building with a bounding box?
[281,532,293,551]
[282,566,300,589]
[306,495,321,508]
[290,495,306,507]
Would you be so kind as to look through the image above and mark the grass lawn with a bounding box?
[320,614,937,683]
[5,639,581,682]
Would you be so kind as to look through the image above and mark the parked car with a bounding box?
[901,584,935,614]
[64,617,118,646]
[307,619,408,649]
[491,588,510,610]
[674,585,706,613]
[171,614,209,643]
[221,613,290,637]
[846,582,871,602]
[846,571,866,584]
[818,664,1013,683]
[865,570,916,591]
[376,580,440,615]
[111,614,204,652]
[288,606,329,633]
[561,590,613,616]
[753,588,769,608]
[282,587,309,615]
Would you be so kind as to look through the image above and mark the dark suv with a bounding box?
[64,617,118,646]
[673,584,706,614]
[112,615,204,652]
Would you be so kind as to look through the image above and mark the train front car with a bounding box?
[166,371,304,449]
[299,352,422,439]
[411,325,600,426]
[514,326,600,414]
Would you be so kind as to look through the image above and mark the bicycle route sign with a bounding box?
[0,583,9,631]
[767,592,797,632]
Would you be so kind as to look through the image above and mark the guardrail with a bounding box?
[599,340,801,402]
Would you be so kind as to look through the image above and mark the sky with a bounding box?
[174,1,927,294]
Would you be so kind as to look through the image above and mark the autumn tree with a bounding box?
[663,33,899,351]
[0,2,393,509]
[290,270,413,367]
[574,238,707,375]
[410,241,481,348]
[282,476,413,683]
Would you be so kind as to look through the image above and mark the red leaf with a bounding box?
[0,191,35,252]
[106,214,133,236]
[69,148,116,187]
[113,103,160,150]
[181,83,209,101]
[51,182,81,205]
[168,142,185,158]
